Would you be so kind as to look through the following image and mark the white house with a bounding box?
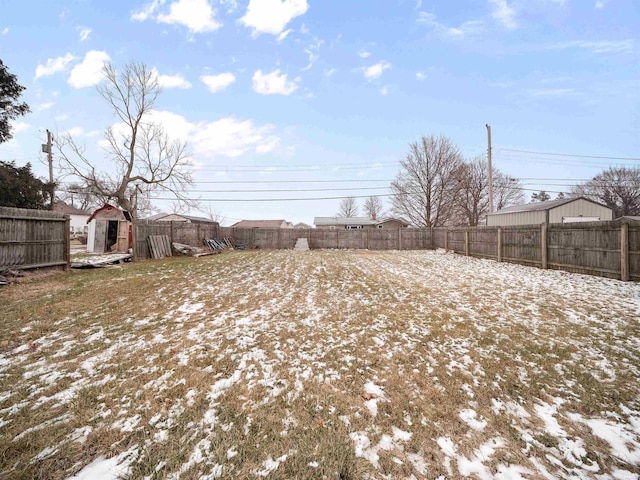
[53,201,91,235]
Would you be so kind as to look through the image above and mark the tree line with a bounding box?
[1,58,639,219]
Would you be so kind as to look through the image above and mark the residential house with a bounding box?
[314,216,410,229]
[232,220,292,228]
[485,197,613,227]
[293,222,312,229]
[53,201,91,236]
[146,212,219,225]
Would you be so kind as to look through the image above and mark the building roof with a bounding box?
[314,216,375,226]
[145,212,218,224]
[486,197,610,216]
[616,216,640,221]
[53,201,90,216]
[314,216,410,226]
[87,204,131,223]
[293,222,312,228]
[232,219,288,228]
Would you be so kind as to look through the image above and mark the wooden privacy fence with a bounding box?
[225,222,639,282]
[0,207,70,271]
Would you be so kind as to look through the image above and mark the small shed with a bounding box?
[86,204,133,253]
[486,197,613,227]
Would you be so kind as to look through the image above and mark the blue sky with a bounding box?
[1,0,638,225]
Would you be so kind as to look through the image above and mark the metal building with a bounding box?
[486,197,613,226]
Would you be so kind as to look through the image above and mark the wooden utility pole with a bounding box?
[486,124,494,213]
[46,130,54,209]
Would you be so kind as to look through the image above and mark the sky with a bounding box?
[0,0,638,225]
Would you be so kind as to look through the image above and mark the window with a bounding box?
[377,224,383,229]
[346,225,362,230]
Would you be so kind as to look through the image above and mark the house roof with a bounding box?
[145,212,218,224]
[53,201,90,216]
[293,222,312,228]
[486,197,611,216]
[314,216,410,226]
[314,216,376,226]
[616,216,640,221]
[232,219,287,228]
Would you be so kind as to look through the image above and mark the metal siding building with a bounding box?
[486,197,613,226]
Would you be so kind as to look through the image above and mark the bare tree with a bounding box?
[363,196,384,219]
[390,134,463,227]
[571,167,640,217]
[451,158,525,226]
[57,182,101,211]
[337,196,359,217]
[493,171,525,211]
[54,61,193,212]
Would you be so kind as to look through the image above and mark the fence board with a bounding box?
[0,207,69,271]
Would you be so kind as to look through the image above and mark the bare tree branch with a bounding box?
[54,61,193,212]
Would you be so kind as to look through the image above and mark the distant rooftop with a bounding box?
[486,197,609,216]
[232,219,288,228]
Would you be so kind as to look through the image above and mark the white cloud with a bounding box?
[35,53,76,79]
[324,68,336,78]
[302,38,323,71]
[78,27,92,41]
[417,11,484,38]
[547,39,635,55]
[55,114,69,122]
[64,127,85,137]
[252,69,298,95]
[37,102,55,111]
[133,0,221,33]
[358,49,371,59]
[416,71,427,81]
[489,0,517,30]
[200,72,236,93]
[526,88,576,97]
[363,61,390,81]
[1,27,8,35]
[151,68,192,89]
[277,28,292,42]
[241,0,309,36]
[594,0,609,8]
[380,86,389,96]
[155,111,282,157]
[68,50,110,88]
[131,0,163,21]
[157,0,221,33]
[11,121,30,134]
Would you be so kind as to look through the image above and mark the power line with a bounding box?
[146,186,569,203]
[499,148,640,161]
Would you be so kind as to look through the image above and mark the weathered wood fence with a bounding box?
[0,207,70,271]
[220,222,640,282]
[3,211,637,282]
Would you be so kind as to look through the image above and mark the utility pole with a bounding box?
[486,124,494,213]
[44,130,54,209]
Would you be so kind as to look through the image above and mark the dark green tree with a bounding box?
[530,190,551,202]
[0,161,51,208]
[0,60,30,143]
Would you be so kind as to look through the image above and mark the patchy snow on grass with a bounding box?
[1,250,639,479]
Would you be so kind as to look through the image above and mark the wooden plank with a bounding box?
[621,223,629,281]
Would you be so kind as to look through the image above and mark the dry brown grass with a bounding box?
[0,250,639,479]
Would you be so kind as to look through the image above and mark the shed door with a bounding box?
[94,220,107,252]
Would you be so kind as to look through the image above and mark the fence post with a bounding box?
[444,229,448,251]
[170,221,174,244]
[497,228,502,262]
[398,227,402,250]
[621,223,629,281]
[541,223,548,269]
[64,216,70,271]
[465,230,470,256]
[430,227,434,250]
[307,228,311,249]
[366,229,370,250]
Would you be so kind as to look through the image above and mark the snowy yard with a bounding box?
[1,250,639,479]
